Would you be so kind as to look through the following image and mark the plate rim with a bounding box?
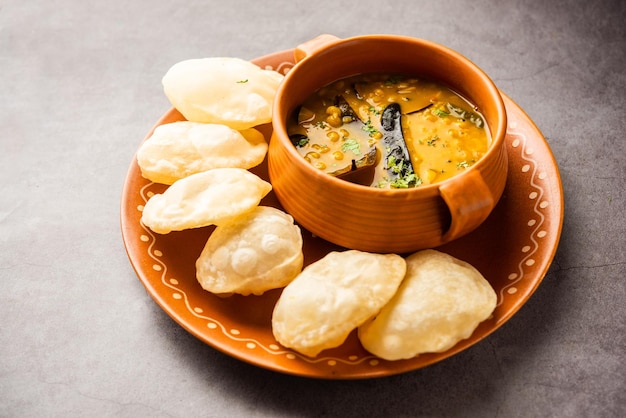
[120,49,564,379]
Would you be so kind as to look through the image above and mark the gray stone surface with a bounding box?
[1,0,624,416]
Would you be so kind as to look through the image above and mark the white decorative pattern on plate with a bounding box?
[496,127,547,311]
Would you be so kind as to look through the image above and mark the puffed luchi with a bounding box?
[137,121,267,185]
[162,57,283,130]
[141,168,271,234]
[196,206,303,296]
[358,249,497,360]
[272,250,406,357]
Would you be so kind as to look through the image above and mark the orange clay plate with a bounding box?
[121,49,564,379]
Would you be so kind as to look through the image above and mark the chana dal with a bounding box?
[287,73,491,188]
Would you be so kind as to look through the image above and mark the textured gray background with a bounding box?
[1,0,625,416]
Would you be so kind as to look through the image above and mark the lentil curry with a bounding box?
[287,73,491,188]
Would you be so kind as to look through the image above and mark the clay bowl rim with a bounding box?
[270,34,508,197]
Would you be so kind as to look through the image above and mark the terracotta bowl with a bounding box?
[268,34,508,253]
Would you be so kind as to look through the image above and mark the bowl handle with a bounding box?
[294,34,341,63]
[439,169,494,242]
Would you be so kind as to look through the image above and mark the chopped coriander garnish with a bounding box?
[432,108,450,118]
[391,173,421,189]
[289,134,309,148]
[387,155,404,174]
[381,155,422,188]
[376,172,422,189]
[368,106,381,116]
[236,79,249,83]
[341,138,361,155]
[362,118,380,137]
[427,135,440,146]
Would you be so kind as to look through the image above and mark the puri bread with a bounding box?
[196,206,303,296]
[272,250,406,357]
[358,249,497,360]
[141,168,271,234]
[137,121,268,185]
[162,57,284,130]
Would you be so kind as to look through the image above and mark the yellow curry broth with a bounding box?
[287,73,491,188]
